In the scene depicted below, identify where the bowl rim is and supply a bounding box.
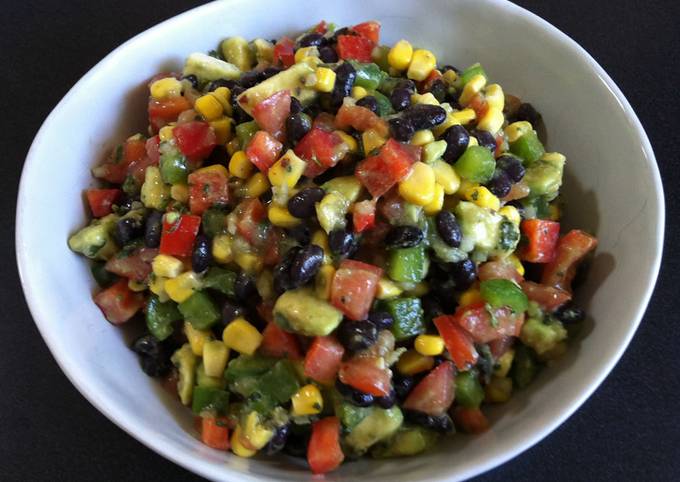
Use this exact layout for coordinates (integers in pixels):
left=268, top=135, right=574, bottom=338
left=15, top=0, right=665, bottom=481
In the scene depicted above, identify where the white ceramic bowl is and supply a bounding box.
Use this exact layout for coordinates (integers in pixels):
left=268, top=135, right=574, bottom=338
left=16, top=0, right=664, bottom=480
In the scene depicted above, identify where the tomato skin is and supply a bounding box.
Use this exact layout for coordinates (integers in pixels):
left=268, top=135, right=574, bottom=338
left=251, top=90, right=291, bottom=142
left=352, top=200, right=376, bottom=233
left=477, top=259, right=524, bottom=284
left=307, top=417, right=344, bottom=474
left=148, top=96, right=191, bottom=131
left=330, top=259, right=382, bottom=321
left=521, top=280, right=571, bottom=311
left=489, top=335, right=514, bottom=359
left=403, top=361, right=455, bottom=416
left=187, top=169, right=230, bottom=215
left=259, top=322, right=302, bottom=360
left=542, top=229, right=598, bottom=292
left=335, top=104, right=389, bottom=137
left=352, top=21, right=381, bottom=43
left=105, top=247, right=158, bottom=282
left=304, top=336, right=345, bottom=384
left=235, top=198, right=267, bottom=245
left=453, top=301, right=524, bottom=343
left=245, top=130, right=283, bottom=173
left=312, top=112, right=336, bottom=132
left=355, top=139, right=420, bottom=198
left=519, top=219, right=561, bottom=263
left=159, top=214, right=201, bottom=257
left=433, top=315, right=479, bottom=371
left=273, top=37, right=295, bottom=68
left=85, top=189, right=121, bottom=217
left=294, top=128, right=347, bottom=178
left=338, top=356, right=392, bottom=396
left=201, top=417, right=230, bottom=451
left=173, top=121, right=217, bottom=160
left=452, top=407, right=490, bottom=434
left=337, top=35, right=375, bottom=62
left=93, top=279, right=144, bottom=325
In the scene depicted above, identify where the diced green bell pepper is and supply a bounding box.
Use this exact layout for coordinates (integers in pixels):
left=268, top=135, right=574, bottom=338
left=202, top=208, right=228, bottom=237
left=459, top=62, right=488, bottom=86
left=387, top=244, right=429, bottom=283
left=178, top=291, right=220, bottom=330
left=368, top=90, right=394, bottom=116
left=380, top=297, right=425, bottom=341
left=510, top=130, right=545, bottom=166
left=377, top=76, right=403, bottom=96
left=335, top=400, right=373, bottom=429
left=349, top=61, right=386, bottom=90
left=511, top=344, right=539, bottom=389
left=225, top=355, right=278, bottom=382
left=91, top=261, right=117, bottom=287
left=454, top=146, right=496, bottom=183
left=146, top=294, right=182, bottom=341
left=480, top=279, right=528, bottom=314
left=236, top=120, right=260, bottom=148
left=258, top=360, right=300, bottom=404
left=191, top=386, right=230, bottom=415
left=372, top=45, right=391, bottom=72
left=159, top=148, right=189, bottom=184
left=202, top=267, right=237, bottom=296
left=455, top=370, right=485, bottom=408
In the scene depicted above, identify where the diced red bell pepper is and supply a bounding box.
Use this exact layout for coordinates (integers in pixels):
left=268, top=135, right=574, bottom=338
left=85, top=189, right=121, bottom=217
left=245, top=130, right=283, bottom=173
left=273, top=37, right=295, bottom=68
left=314, top=20, right=328, bottom=34
left=294, top=128, right=347, bottom=178
left=452, top=301, right=524, bottom=344
left=235, top=198, right=267, bottom=245
left=355, top=139, right=420, bottom=198
left=352, top=200, right=376, bottom=233
left=304, top=336, right=345, bottom=385
left=187, top=168, right=230, bottom=216
left=173, top=121, right=217, bottom=160
left=159, top=214, right=201, bottom=257
left=251, top=90, right=291, bottom=142
left=93, top=279, right=144, bottom=325
left=148, top=96, right=191, bottom=131
left=330, top=259, right=382, bottom=321
left=335, top=104, right=389, bottom=137
left=352, top=21, right=381, bottom=44
left=452, top=407, right=490, bottom=434
left=259, top=322, right=302, bottom=360
left=105, top=247, right=157, bottom=282
left=308, top=417, right=344, bottom=474
left=521, top=280, right=571, bottom=312
left=338, top=356, right=392, bottom=397
left=477, top=259, right=524, bottom=283
left=433, top=315, right=479, bottom=371
left=519, top=219, right=561, bottom=263
left=337, top=35, right=375, bottom=62
left=403, top=361, right=455, bottom=416
left=541, top=229, right=598, bottom=292
left=201, top=417, right=230, bottom=451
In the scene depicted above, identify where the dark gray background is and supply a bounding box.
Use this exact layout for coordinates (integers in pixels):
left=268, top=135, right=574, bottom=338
left=3, top=1, right=679, bottom=480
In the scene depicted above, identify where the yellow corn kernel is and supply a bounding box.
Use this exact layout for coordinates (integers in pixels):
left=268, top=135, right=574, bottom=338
left=477, top=107, right=505, bottom=133
left=314, top=67, right=336, bottom=93
left=165, top=271, right=201, bottom=303
left=397, top=350, right=435, bottom=375
left=459, top=288, right=482, bottom=307
left=231, top=425, right=257, bottom=458
left=415, top=335, right=445, bottom=357
left=268, top=204, right=301, bottom=228
left=256, top=270, right=274, bottom=301
left=210, top=117, right=234, bottom=145
left=411, top=92, right=439, bottom=105
left=194, top=164, right=229, bottom=177
left=149, top=276, right=169, bottom=301
left=468, top=136, right=479, bottom=147
left=229, top=150, right=253, bottom=179
left=212, top=234, right=233, bottom=264
left=127, top=279, right=146, bottom=292
left=376, top=277, right=403, bottom=300
left=150, top=77, right=183, bottom=100
left=158, top=125, right=175, bottom=142
left=507, top=253, right=525, bottom=276
left=485, top=84, right=505, bottom=111
left=311, top=230, right=331, bottom=264
left=235, top=252, right=263, bottom=274
left=494, top=349, right=516, bottom=378
left=431, top=160, right=461, bottom=195
left=459, top=74, right=487, bottom=106
left=362, top=129, right=387, bottom=155
left=433, top=113, right=462, bottom=137
left=292, top=384, right=324, bottom=416
left=499, top=205, right=521, bottom=225
left=244, top=172, right=270, bottom=198
left=549, top=203, right=561, bottom=221
left=152, top=254, right=184, bottom=278
left=351, top=86, right=368, bottom=100
left=268, top=150, right=307, bottom=188
left=335, top=130, right=358, bottom=153
left=451, top=108, right=477, bottom=125
left=184, top=322, right=213, bottom=356
left=226, top=137, right=240, bottom=157
left=504, top=121, right=533, bottom=143
left=295, top=46, right=319, bottom=63
left=411, top=129, right=435, bottom=146
left=202, top=340, right=229, bottom=377
left=442, top=69, right=458, bottom=86
left=212, top=86, right=232, bottom=114
left=462, top=184, right=500, bottom=211
left=170, top=184, right=189, bottom=203
left=315, top=265, right=335, bottom=300
left=222, top=318, right=262, bottom=355
left=407, top=49, right=436, bottom=81
left=241, top=412, right=274, bottom=450
left=399, top=162, right=436, bottom=206
left=388, top=39, right=414, bottom=71
left=485, top=376, right=513, bottom=403
left=423, top=183, right=445, bottom=215
left=194, top=94, right=224, bottom=121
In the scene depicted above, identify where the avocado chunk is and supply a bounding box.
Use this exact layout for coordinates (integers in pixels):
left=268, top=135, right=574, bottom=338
left=273, top=287, right=343, bottom=336
left=335, top=400, right=373, bottom=430
left=372, top=426, right=439, bottom=458
left=524, top=153, right=565, bottom=200
left=520, top=316, right=567, bottom=355
left=220, top=36, right=255, bottom=72
left=68, top=213, right=119, bottom=260
left=171, top=343, right=197, bottom=405
left=182, top=52, right=241, bottom=83
left=455, top=201, right=519, bottom=262
left=345, top=406, right=404, bottom=454
left=322, top=176, right=363, bottom=202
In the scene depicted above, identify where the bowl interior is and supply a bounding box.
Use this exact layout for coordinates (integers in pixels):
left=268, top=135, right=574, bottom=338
left=16, top=0, right=662, bottom=481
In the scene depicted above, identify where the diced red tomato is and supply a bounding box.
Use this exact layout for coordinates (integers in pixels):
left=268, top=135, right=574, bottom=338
left=159, top=214, right=201, bottom=257
left=403, top=361, right=455, bottom=416
left=93, top=279, right=144, bottom=325
left=314, top=20, right=328, bottom=34
left=105, top=248, right=157, bottom=282
left=85, top=189, right=121, bottom=217
left=352, top=200, right=376, bottom=233
left=304, top=336, right=345, bottom=384
left=519, top=219, right=561, bottom=263
left=338, top=356, right=391, bottom=397
left=259, top=322, right=302, bottom=360
left=273, top=37, right=295, bottom=68
left=308, top=417, right=344, bottom=474
left=477, top=259, right=524, bottom=284
left=330, top=259, right=382, bottom=321
left=452, top=407, right=490, bottom=434
left=294, top=128, right=347, bottom=178
left=92, top=137, right=150, bottom=184
left=418, top=69, right=442, bottom=93
left=127, top=155, right=158, bottom=184
left=355, top=139, right=420, bottom=197
left=335, top=104, right=389, bottom=137
left=124, top=137, right=147, bottom=164
left=542, top=229, right=598, bottom=292
left=312, top=112, right=336, bottom=132
left=235, top=198, right=267, bottom=245
left=146, top=135, right=161, bottom=163
left=468, top=94, right=489, bottom=119
left=489, top=335, right=515, bottom=359
left=251, top=90, right=291, bottom=142
left=148, top=96, right=191, bottom=131
left=337, top=35, right=375, bottom=62
left=521, top=280, right=571, bottom=311
left=352, top=21, right=381, bottom=44
left=187, top=168, right=230, bottom=215
left=201, top=417, right=230, bottom=451
left=262, top=228, right=283, bottom=266
left=453, top=301, right=524, bottom=343
left=245, top=130, right=283, bottom=173
left=173, top=121, right=217, bottom=160
left=433, top=315, right=479, bottom=371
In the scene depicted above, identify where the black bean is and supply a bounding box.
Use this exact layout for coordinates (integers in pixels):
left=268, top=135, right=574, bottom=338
left=259, top=66, right=283, bottom=81
left=273, top=247, right=299, bottom=294
left=356, top=95, right=379, bottom=114
left=496, top=154, right=526, bottom=183
left=470, top=129, right=497, bottom=152
left=238, top=70, right=260, bottom=89
left=230, top=86, right=250, bottom=123
left=285, top=112, right=312, bottom=144
left=265, top=425, right=290, bottom=455
left=368, top=311, right=394, bottom=331
left=139, top=356, right=170, bottom=377
left=336, top=380, right=375, bottom=407
left=393, top=374, right=416, bottom=401
left=554, top=303, right=586, bottom=324
left=389, top=117, right=415, bottom=142
left=402, top=104, right=446, bottom=130
left=144, top=210, right=163, bottom=248
left=328, top=228, right=358, bottom=258
left=442, top=125, right=470, bottom=163
left=289, top=96, right=303, bottom=115
left=318, top=45, right=339, bottom=63
left=375, top=389, right=397, bottom=409
left=337, top=320, right=378, bottom=352
left=390, top=87, right=412, bottom=111
left=206, top=78, right=238, bottom=92
left=234, top=272, right=260, bottom=303
left=290, top=245, right=324, bottom=286
left=114, top=216, right=144, bottom=246
left=181, top=74, right=199, bottom=90
left=429, top=79, right=447, bottom=103
left=221, top=300, right=245, bottom=325
left=288, top=187, right=325, bottom=218
left=422, top=295, right=445, bottom=319
left=313, top=159, right=356, bottom=185
left=132, top=335, right=169, bottom=377
left=191, top=235, right=212, bottom=273
left=514, top=102, right=542, bottom=126
left=397, top=79, right=417, bottom=93
left=445, top=88, right=461, bottom=108
left=487, top=170, right=512, bottom=198
left=283, top=426, right=310, bottom=458
left=404, top=410, right=454, bottom=433
left=436, top=211, right=462, bottom=248
left=115, top=195, right=138, bottom=214
left=331, top=62, right=356, bottom=107
left=286, top=224, right=311, bottom=245
left=298, top=32, right=326, bottom=48
left=450, top=258, right=477, bottom=290
left=318, top=92, right=336, bottom=113
left=385, top=225, right=424, bottom=249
